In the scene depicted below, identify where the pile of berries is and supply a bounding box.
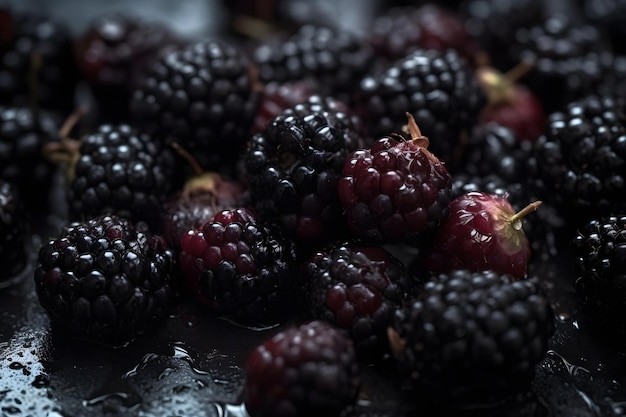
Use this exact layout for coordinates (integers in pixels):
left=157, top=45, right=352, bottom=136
left=4, top=0, right=626, bottom=415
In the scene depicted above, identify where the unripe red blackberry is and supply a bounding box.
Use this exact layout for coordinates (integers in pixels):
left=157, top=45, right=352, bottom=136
left=297, top=242, right=419, bottom=361
left=244, top=320, right=360, bottom=417
left=338, top=114, right=452, bottom=245
left=179, top=208, right=297, bottom=325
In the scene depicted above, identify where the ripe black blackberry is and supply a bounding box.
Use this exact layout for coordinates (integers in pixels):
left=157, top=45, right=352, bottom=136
left=46, top=123, right=179, bottom=231
left=0, top=107, right=61, bottom=212
left=244, top=95, right=364, bottom=246
left=459, top=0, right=543, bottom=69
left=75, top=12, right=179, bottom=124
left=253, top=24, right=374, bottom=104
left=388, top=269, right=554, bottom=406
left=130, top=40, right=259, bottom=173
left=508, top=13, right=612, bottom=113
left=297, top=242, right=418, bottom=361
left=244, top=320, right=360, bottom=417
left=0, top=180, right=28, bottom=287
left=582, top=0, right=626, bottom=54
left=33, top=214, right=176, bottom=345
left=354, top=48, right=486, bottom=165
left=0, top=9, right=77, bottom=113
left=572, top=215, right=626, bottom=344
left=178, top=208, right=298, bottom=325
left=531, top=95, right=626, bottom=228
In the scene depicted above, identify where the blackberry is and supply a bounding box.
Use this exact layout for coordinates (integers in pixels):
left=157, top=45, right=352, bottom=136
left=596, top=53, right=626, bottom=102
left=450, top=173, right=562, bottom=262
left=46, top=123, right=179, bottom=231
left=582, top=0, right=626, bottom=54
left=338, top=115, right=452, bottom=245
left=368, top=4, right=479, bottom=64
left=0, top=180, right=28, bottom=288
left=253, top=24, right=374, bottom=104
left=244, top=320, right=360, bottom=417
left=509, top=13, right=612, bottom=113
left=130, top=40, right=259, bottom=172
left=178, top=208, right=297, bottom=325
left=354, top=48, right=486, bottom=165
left=389, top=269, right=554, bottom=406
left=159, top=172, right=247, bottom=254
left=454, top=122, right=533, bottom=181
left=297, top=242, right=418, bottom=361
left=33, top=214, right=176, bottom=345
left=459, top=0, right=543, bottom=69
left=0, top=106, right=61, bottom=212
left=252, top=80, right=316, bottom=134
left=75, top=12, right=178, bottom=124
left=531, top=95, right=626, bottom=227
left=0, top=9, right=77, bottom=113
left=454, top=123, right=564, bottom=257
left=572, top=215, right=626, bottom=344
left=244, top=95, right=364, bottom=245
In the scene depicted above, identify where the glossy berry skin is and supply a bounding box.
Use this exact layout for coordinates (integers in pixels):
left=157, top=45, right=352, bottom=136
left=355, top=48, right=486, bottom=164
left=298, top=243, right=417, bottom=360
left=572, top=215, right=626, bottom=344
left=532, top=95, right=626, bottom=226
left=338, top=135, right=452, bottom=245
left=389, top=270, right=553, bottom=405
left=244, top=320, right=360, bottom=417
left=244, top=96, right=364, bottom=245
left=33, top=215, right=176, bottom=345
left=422, top=192, right=533, bottom=280
left=0, top=107, right=61, bottom=212
left=68, top=124, right=178, bottom=231
left=130, top=40, right=259, bottom=172
left=159, top=174, right=247, bottom=253
left=178, top=208, right=297, bottom=325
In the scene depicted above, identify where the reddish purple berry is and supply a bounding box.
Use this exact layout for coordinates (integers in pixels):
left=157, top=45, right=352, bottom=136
left=338, top=114, right=452, bottom=245
left=244, top=320, right=360, bottom=417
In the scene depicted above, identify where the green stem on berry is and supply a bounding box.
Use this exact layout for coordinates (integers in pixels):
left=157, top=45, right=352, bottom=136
left=504, top=60, right=534, bottom=84
left=170, top=141, right=221, bottom=204
left=508, top=200, right=542, bottom=229
left=478, top=60, right=535, bottom=107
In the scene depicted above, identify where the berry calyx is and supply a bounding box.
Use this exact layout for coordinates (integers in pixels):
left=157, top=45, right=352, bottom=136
left=476, top=61, right=545, bottom=142
left=422, top=192, right=541, bottom=279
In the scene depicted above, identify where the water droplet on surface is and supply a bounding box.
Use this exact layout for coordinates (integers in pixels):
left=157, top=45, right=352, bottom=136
left=8, top=362, right=23, bottom=370
left=31, top=373, right=50, bottom=388
left=1, top=405, right=21, bottom=414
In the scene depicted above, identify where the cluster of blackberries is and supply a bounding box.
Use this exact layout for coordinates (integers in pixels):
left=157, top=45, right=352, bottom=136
left=4, top=0, right=626, bottom=415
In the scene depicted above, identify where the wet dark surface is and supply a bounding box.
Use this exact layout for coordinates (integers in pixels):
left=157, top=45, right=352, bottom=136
left=1, top=1, right=626, bottom=416
left=2, top=225, right=626, bottom=417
